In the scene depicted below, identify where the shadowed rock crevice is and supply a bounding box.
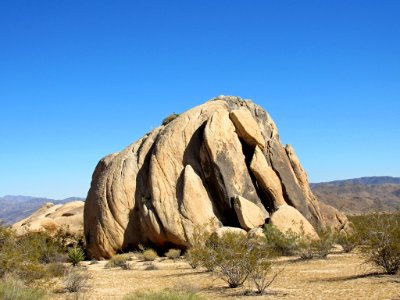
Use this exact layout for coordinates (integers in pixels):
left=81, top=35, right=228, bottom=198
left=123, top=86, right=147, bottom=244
left=84, top=96, right=349, bottom=259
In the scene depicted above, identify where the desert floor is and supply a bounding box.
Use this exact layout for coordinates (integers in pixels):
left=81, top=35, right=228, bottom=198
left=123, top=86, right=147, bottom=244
left=51, top=251, right=400, bottom=300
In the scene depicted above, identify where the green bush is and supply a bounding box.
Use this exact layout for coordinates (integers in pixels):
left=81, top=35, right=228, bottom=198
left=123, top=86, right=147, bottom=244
left=67, top=247, right=85, bottom=266
left=263, top=224, right=299, bottom=256
left=336, top=229, right=359, bottom=253
left=143, top=249, right=158, bottom=261
left=189, top=230, right=278, bottom=289
left=0, top=226, right=71, bottom=283
left=353, top=212, right=400, bottom=274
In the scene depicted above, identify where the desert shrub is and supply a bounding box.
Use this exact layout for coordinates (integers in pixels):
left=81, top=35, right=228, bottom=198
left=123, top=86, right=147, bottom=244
left=0, top=275, right=45, bottom=300
left=67, top=247, right=85, bottom=266
left=165, top=249, right=181, bottom=259
left=64, top=267, right=89, bottom=293
left=143, top=249, right=158, bottom=261
left=263, top=224, right=299, bottom=256
left=296, top=228, right=335, bottom=259
left=46, top=262, right=67, bottom=277
left=53, top=228, right=85, bottom=250
left=312, top=228, right=335, bottom=258
left=124, top=288, right=201, bottom=300
left=336, top=229, right=359, bottom=253
left=0, top=230, right=69, bottom=283
left=248, top=259, right=283, bottom=295
left=105, top=253, right=135, bottom=269
left=354, top=212, right=400, bottom=274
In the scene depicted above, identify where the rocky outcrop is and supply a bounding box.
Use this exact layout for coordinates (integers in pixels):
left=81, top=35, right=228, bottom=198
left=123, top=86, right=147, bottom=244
left=12, top=201, right=84, bottom=236
left=84, top=96, right=349, bottom=259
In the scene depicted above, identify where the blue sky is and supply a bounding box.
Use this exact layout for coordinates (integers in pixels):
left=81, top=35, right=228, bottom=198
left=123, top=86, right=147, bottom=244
left=0, top=1, right=399, bottom=199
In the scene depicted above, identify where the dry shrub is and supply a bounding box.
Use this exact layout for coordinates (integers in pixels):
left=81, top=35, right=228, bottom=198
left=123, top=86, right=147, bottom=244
left=64, top=267, right=89, bottom=293
left=165, top=249, right=181, bottom=259
left=143, top=249, right=158, bottom=261
left=46, top=262, right=67, bottom=277
left=105, top=253, right=133, bottom=269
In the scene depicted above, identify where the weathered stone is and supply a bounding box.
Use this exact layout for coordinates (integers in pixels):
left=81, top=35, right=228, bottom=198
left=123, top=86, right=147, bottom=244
left=229, top=109, right=265, bottom=148
left=270, top=204, right=318, bottom=239
left=250, top=146, right=286, bottom=208
left=214, top=226, right=247, bottom=238
left=203, top=110, right=268, bottom=222
left=233, top=195, right=266, bottom=230
left=285, top=144, right=325, bottom=228
left=180, top=165, right=220, bottom=242
left=83, top=96, right=349, bottom=259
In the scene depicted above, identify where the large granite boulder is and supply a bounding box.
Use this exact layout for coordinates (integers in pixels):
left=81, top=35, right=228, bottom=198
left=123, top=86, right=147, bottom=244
left=84, top=96, right=349, bottom=259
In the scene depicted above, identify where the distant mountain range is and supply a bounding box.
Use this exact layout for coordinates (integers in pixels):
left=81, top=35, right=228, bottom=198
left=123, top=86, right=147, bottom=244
left=0, top=195, right=85, bottom=225
left=311, top=176, right=400, bottom=215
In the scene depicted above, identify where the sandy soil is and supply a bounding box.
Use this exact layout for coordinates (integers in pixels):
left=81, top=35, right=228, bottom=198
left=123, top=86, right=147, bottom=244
left=51, top=251, right=400, bottom=300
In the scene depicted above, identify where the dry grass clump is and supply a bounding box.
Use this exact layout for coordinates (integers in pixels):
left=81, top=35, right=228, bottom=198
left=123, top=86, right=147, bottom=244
left=63, top=267, right=90, bottom=293
left=143, top=249, right=158, bottom=261
left=0, top=274, right=45, bottom=300
left=165, top=249, right=181, bottom=260
left=105, top=253, right=134, bottom=269
left=123, top=288, right=202, bottom=300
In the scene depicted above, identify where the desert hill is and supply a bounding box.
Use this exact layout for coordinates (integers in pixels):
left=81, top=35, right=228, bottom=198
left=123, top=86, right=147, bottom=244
left=311, top=177, right=400, bottom=215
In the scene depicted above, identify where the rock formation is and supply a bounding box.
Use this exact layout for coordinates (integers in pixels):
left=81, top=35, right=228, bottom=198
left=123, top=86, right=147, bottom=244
left=12, top=201, right=84, bottom=236
left=84, top=96, right=349, bottom=259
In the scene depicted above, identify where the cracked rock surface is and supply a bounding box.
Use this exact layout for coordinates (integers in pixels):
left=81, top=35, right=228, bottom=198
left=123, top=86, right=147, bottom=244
left=84, top=96, right=349, bottom=259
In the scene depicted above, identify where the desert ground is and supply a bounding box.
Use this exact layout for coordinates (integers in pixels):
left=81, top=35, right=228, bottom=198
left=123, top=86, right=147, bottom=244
left=51, top=250, right=400, bottom=300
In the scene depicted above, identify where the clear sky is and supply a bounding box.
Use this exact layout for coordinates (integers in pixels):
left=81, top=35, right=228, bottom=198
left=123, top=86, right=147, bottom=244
left=0, top=1, right=399, bottom=199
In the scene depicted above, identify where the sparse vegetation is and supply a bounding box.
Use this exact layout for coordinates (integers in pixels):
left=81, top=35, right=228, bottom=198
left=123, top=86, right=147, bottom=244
left=124, top=288, right=202, bottom=300
left=187, top=227, right=279, bottom=289
left=0, top=275, right=45, bottom=300
left=105, top=253, right=133, bottom=269
left=350, top=212, right=400, bottom=274
left=64, top=267, right=90, bottom=293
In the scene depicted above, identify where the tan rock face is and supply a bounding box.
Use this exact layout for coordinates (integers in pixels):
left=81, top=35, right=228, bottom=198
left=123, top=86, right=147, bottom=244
left=250, top=146, right=286, bottom=208
left=12, top=201, right=84, bottom=236
left=270, top=204, right=318, bottom=239
left=84, top=96, right=349, bottom=259
left=233, top=195, right=266, bottom=230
